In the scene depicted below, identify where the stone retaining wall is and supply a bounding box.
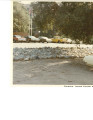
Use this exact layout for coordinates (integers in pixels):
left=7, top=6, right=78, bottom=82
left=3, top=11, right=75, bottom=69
left=13, top=47, right=93, bottom=60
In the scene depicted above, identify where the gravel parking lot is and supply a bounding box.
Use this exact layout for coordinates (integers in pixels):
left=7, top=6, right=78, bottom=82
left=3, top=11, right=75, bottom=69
left=13, top=58, right=93, bottom=85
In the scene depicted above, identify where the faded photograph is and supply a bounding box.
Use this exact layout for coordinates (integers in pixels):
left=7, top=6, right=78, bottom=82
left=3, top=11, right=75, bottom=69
left=13, top=1, right=93, bottom=85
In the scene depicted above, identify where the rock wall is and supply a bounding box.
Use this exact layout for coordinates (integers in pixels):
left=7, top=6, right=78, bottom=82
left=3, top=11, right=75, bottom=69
left=13, top=47, right=93, bottom=60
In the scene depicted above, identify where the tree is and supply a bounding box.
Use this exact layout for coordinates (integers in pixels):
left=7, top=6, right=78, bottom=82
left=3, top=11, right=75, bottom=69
left=13, top=2, right=29, bottom=33
left=31, top=2, right=59, bottom=36
left=31, top=2, right=93, bottom=43
left=55, top=2, right=93, bottom=43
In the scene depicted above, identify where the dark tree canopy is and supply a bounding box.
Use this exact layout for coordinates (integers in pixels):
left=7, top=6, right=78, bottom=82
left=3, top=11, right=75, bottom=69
left=32, top=2, right=93, bottom=43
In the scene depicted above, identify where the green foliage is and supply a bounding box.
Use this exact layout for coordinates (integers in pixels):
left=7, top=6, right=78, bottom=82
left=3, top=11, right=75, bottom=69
left=32, top=2, right=59, bottom=32
left=55, top=2, right=93, bottom=43
left=32, top=2, right=93, bottom=43
left=13, top=2, right=93, bottom=43
left=13, top=2, right=29, bottom=32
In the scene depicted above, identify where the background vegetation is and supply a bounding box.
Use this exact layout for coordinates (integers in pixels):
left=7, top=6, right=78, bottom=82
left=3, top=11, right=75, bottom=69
left=13, top=2, right=29, bottom=33
left=13, top=2, right=93, bottom=43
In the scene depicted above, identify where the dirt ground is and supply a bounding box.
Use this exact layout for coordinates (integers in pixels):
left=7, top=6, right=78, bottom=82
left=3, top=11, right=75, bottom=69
left=13, top=58, right=93, bottom=85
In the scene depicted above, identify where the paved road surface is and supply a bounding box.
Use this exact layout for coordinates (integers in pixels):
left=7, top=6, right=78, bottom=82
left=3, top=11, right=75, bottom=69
left=13, top=58, right=93, bottom=85
left=13, top=43, right=93, bottom=48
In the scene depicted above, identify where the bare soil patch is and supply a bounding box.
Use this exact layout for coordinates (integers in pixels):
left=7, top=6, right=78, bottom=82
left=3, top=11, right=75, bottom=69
left=13, top=58, right=93, bottom=85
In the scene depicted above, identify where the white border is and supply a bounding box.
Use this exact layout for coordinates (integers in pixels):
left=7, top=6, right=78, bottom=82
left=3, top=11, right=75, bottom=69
left=0, top=1, right=93, bottom=120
